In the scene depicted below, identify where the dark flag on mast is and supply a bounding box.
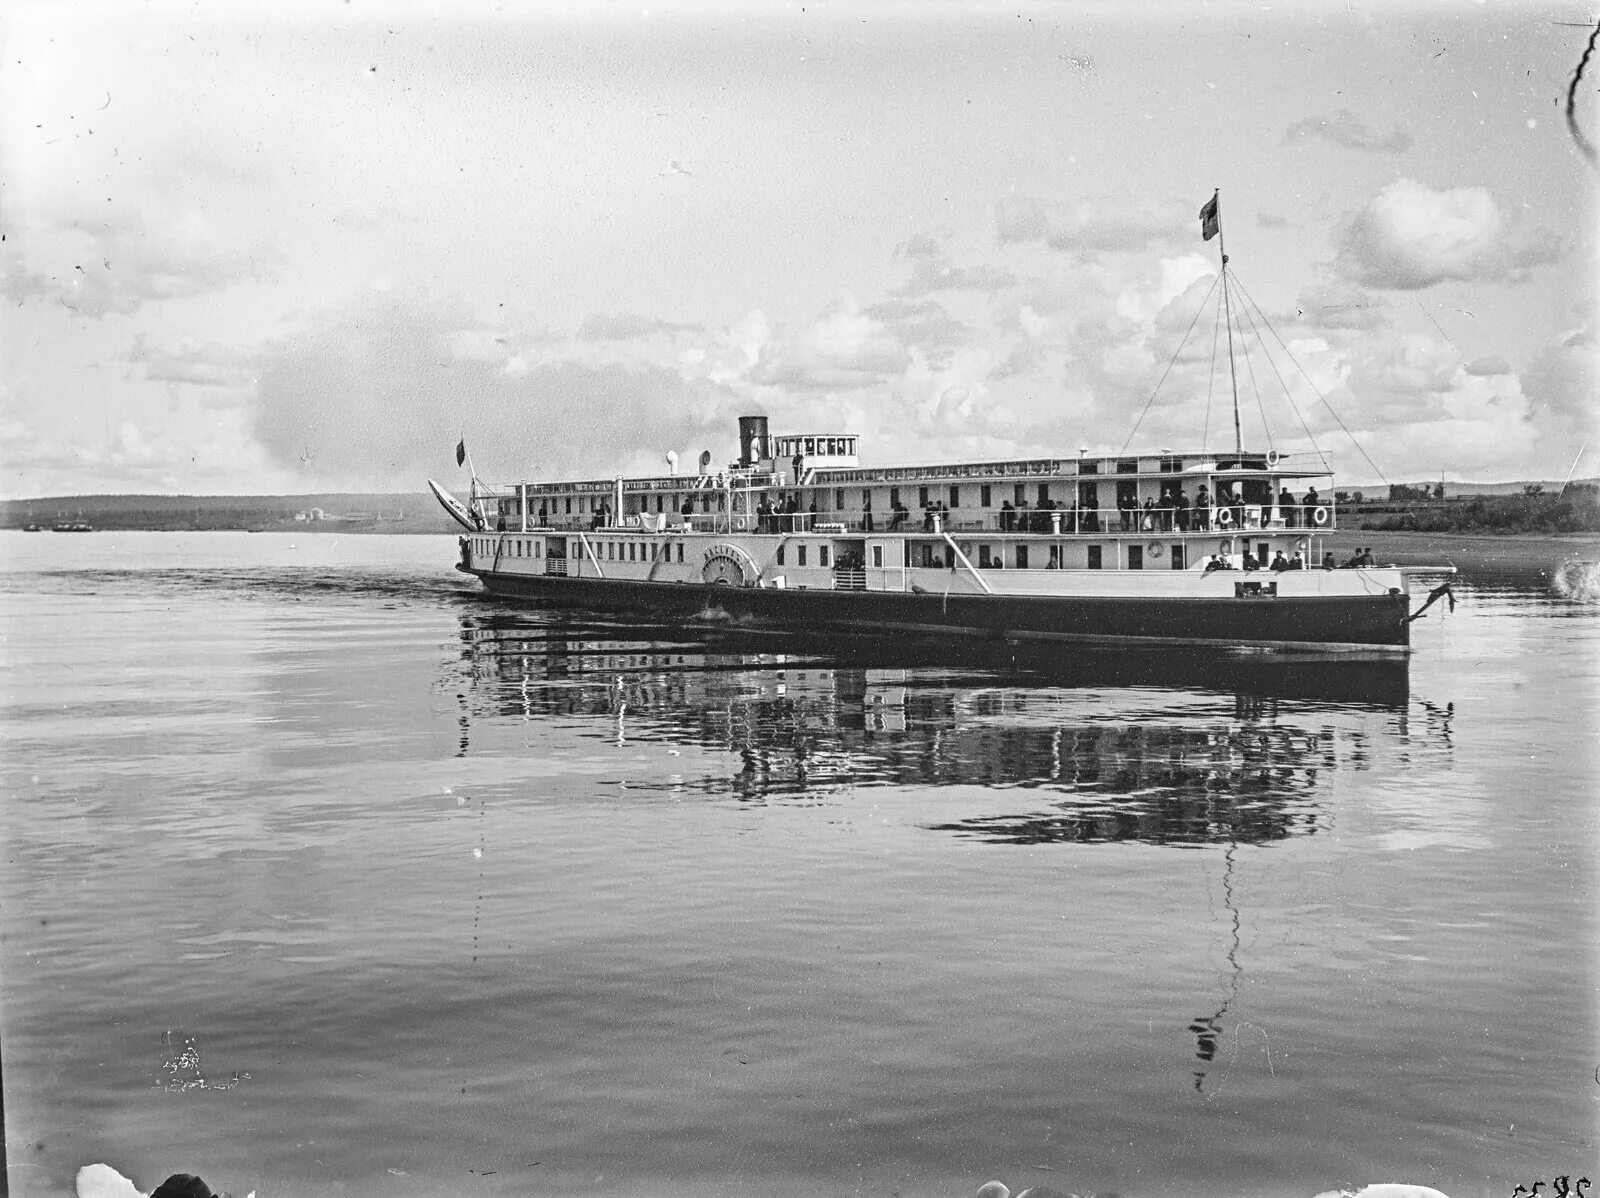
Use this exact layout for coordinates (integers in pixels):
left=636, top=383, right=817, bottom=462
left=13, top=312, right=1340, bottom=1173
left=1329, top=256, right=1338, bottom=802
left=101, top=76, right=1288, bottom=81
left=1199, top=192, right=1220, bottom=241
left=455, top=439, right=467, bottom=467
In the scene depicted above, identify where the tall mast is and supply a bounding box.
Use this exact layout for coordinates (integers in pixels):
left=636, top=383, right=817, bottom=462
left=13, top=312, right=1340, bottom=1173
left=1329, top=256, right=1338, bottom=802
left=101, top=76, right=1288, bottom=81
left=1213, top=191, right=1243, bottom=455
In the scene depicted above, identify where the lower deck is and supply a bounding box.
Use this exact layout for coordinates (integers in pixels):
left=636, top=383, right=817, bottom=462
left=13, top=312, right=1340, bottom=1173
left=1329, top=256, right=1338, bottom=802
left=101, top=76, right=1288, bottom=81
left=456, top=528, right=1421, bottom=652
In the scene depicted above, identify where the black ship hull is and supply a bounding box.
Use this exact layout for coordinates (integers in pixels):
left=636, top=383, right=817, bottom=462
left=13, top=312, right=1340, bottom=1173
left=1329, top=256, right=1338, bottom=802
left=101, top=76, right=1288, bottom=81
left=463, top=567, right=1411, bottom=653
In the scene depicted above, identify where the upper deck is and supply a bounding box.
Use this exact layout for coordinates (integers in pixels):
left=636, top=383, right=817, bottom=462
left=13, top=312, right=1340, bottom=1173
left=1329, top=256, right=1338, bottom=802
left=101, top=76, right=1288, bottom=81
left=475, top=419, right=1339, bottom=541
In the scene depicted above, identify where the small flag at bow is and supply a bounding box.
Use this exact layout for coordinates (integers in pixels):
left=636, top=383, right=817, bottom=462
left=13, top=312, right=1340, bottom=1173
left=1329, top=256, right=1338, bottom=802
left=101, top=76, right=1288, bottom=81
left=455, top=439, right=467, bottom=467
left=1199, top=192, right=1220, bottom=241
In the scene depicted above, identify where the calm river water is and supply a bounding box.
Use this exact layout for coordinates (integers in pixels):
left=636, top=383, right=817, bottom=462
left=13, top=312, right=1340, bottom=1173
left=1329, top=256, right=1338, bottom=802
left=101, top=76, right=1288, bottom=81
left=1, top=532, right=1595, bottom=1198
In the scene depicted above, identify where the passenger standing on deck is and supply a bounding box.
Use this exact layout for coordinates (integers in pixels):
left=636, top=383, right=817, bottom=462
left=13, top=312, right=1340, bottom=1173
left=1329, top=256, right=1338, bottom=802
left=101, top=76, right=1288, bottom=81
left=1279, top=486, right=1298, bottom=528
left=1195, top=485, right=1212, bottom=531
left=1227, top=485, right=1245, bottom=529
left=1173, top=486, right=1189, bottom=532
left=1304, top=486, right=1320, bottom=526
left=863, top=491, right=874, bottom=532
left=1000, top=500, right=1014, bottom=531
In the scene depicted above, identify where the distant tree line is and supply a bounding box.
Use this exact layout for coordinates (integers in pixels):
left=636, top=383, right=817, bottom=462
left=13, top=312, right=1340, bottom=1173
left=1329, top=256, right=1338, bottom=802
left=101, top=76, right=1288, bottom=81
left=1364, top=483, right=1600, bottom=534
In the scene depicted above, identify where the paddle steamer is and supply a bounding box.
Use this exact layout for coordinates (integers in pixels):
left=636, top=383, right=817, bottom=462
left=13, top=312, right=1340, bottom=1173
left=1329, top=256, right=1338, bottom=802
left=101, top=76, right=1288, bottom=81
left=435, top=415, right=1449, bottom=652
left=433, top=194, right=1452, bottom=652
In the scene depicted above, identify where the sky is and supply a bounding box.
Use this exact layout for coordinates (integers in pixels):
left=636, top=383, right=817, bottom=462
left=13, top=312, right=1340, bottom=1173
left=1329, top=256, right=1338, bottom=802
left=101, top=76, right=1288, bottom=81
left=1, top=0, right=1596, bottom=498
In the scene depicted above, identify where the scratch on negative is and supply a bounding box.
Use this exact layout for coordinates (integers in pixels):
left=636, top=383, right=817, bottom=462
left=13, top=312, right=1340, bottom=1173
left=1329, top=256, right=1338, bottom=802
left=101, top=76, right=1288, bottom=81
left=1567, top=18, right=1600, bottom=169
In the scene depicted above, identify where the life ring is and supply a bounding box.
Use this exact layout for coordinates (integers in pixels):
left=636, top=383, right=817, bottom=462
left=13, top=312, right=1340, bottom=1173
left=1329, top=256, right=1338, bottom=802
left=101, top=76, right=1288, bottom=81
left=1267, top=449, right=1282, bottom=468
left=1217, top=507, right=1233, bottom=527
left=1147, top=541, right=1164, bottom=559
left=1312, top=505, right=1329, bottom=526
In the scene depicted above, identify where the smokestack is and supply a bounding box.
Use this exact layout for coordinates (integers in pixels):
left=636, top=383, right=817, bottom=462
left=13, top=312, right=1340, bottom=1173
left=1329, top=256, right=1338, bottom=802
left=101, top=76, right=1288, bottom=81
left=738, top=415, right=770, bottom=468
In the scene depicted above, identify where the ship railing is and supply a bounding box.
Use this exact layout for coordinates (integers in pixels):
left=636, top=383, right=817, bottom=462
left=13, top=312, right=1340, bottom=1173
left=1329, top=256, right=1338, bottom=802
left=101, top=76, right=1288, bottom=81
left=544, top=556, right=567, bottom=577
left=752, top=512, right=819, bottom=534
left=832, top=568, right=867, bottom=591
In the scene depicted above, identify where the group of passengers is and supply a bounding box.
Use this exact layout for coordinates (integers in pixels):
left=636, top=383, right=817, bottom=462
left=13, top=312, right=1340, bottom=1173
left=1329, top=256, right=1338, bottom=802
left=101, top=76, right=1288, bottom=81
left=1204, top=544, right=1379, bottom=573
left=1206, top=549, right=1311, bottom=573
left=1145, top=484, right=1324, bottom=533
left=997, top=497, right=1079, bottom=533
left=757, top=494, right=814, bottom=532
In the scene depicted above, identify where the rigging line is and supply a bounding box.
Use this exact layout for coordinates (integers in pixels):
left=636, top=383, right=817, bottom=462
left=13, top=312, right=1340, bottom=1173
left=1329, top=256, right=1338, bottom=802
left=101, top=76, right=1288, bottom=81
left=1229, top=272, right=1387, bottom=484
left=1120, top=271, right=1222, bottom=454
left=1226, top=273, right=1276, bottom=455
left=1233, top=284, right=1325, bottom=460
left=1232, top=279, right=1321, bottom=458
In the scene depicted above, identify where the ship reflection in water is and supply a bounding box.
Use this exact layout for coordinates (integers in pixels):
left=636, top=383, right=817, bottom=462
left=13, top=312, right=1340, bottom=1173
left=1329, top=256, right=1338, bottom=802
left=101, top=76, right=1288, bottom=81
left=452, top=609, right=1447, bottom=840
left=452, top=608, right=1453, bottom=1090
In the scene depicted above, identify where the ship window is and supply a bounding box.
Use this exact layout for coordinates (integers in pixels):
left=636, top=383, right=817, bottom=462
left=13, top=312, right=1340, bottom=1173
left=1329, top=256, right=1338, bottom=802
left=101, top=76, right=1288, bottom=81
left=835, top=488, right=845, bottom=509
left=656, top=495, right=664, bottom=513
left=890, top=487, right=901, bottom=507
left=536, top=542, right=542, bottom=557
left=798, top=545, right=808, bottom=566
left=826, top=438, right=836, bottom=455
left=977, top=545, right=992, bottom=567
left=1088, top=545, right=1103, bottom=569
left=1080, top=461, right=1099, bottom=475
left=805, top=437, right=816, bottom=454
left=1117, top=459, right=1138, bottom=474
left=1016, top=544, right=1030, bottom=569
left=1038, top=484, right=1050, bottom=505
left=1161, top=456, right=1183, bottom=473
left=872, top=545, right=884, bottom=568
left=1170, top=544, right=1185, bottom=569
left=1014, top=483, right=1026, bottom=505
left=981, top=484, right=992, bottom=507
left=565, top=497, right=572, bottom=514
left=1128, top=545, right=1144, bottom=570
left=919, top=486, right=929, bottom=507
left=920, top=543, right=933, bottom=567
left=608, top=542, right=614, bottom=559
left=777, top=546, right=785, bottom=566
left=819, top=546, right=830, bottom=567
left=949, top=485, right=960, bottom=508
left=677, top=543, right=684, bottom=563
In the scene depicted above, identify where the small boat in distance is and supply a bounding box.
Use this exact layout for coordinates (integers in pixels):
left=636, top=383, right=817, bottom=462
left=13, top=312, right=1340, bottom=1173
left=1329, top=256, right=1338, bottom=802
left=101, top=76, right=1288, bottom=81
left=52, top=520, right=93, bottom=532
left=432, top=193, right=1454, bottom=653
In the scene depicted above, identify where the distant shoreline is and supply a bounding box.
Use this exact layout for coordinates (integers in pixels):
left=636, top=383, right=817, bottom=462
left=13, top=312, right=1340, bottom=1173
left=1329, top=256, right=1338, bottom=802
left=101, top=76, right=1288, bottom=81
left=1318, top=529, right=1600, bottom=570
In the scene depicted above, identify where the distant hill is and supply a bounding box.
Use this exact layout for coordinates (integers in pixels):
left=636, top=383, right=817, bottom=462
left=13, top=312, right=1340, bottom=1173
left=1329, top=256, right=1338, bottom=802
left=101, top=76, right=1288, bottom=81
left=1408, top=478, right=1600, bottom=498
left=1, top=492, right=460, bottom=534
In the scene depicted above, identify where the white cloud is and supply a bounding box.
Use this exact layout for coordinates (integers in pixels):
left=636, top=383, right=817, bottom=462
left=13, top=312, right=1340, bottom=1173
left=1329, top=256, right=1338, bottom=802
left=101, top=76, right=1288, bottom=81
left=1335, top=179, right=1562, bottom=291
left=995, top=196, right=1192, bottom=255
left=1284, top=109, right=1411, bottom=153
left=577, top=312, right=701, bottom=342
left=249, top=293, right=746, bottom=489
left=1521, top=317, right=1600, bottom=449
